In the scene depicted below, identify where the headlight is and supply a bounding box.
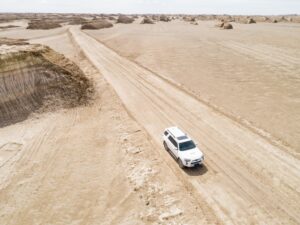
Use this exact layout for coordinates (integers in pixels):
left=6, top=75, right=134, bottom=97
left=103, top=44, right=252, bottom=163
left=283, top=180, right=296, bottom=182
left=184, top=159, right=191, bottom=163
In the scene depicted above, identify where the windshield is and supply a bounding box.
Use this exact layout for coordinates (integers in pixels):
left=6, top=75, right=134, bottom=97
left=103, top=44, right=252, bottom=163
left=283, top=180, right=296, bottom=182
left=179, top=141, right=196, bottom=151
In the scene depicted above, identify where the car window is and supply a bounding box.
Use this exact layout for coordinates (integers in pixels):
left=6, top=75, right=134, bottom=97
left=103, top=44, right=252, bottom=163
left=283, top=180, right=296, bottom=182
left=179, top=141, right=196, bottom=151
left=168, top=136, right=178, bottom=148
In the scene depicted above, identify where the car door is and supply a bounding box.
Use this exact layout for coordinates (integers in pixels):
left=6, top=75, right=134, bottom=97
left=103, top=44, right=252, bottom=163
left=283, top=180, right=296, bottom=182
left=168, top=136, right=178, bottom=157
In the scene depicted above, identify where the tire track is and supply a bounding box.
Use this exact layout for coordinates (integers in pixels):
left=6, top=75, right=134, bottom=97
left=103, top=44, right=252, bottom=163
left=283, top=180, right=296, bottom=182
left=70, top=27, right=300, bottom=225
left=221, top=41, right=300, bottom=75
left=96, top=44, right=300, bottom=223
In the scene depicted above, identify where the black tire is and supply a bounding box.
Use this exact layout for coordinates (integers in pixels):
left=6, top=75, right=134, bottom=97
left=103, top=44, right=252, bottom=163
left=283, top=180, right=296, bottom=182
left=163, top=141, right=168, bottom=151
left=178, top=158, right=185, bottom=169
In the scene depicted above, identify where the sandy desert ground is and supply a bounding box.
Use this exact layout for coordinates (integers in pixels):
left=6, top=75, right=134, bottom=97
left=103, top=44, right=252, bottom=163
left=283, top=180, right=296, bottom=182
left=0, top=25, right=216, bottom=225
left=0, top=15, right=300, bottom=225
left=85, top=19, right=300, bottom=153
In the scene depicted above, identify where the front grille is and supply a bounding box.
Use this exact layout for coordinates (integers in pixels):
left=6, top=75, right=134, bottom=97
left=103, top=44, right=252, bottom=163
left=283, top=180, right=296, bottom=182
left=192, top=159, right=201, bottom=164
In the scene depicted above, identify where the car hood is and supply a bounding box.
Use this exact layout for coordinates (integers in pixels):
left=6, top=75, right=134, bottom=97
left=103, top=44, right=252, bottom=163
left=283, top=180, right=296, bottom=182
left=179, top=147, right=203, bottom=160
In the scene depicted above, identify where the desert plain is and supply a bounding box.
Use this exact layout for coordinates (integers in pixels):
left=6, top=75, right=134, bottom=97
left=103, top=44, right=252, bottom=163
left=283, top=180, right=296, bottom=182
left=0, top=14, right=300, bottom=225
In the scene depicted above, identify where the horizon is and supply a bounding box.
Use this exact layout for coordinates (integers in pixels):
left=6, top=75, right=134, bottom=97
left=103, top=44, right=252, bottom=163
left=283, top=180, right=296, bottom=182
left=0, top=12, right=299, bottom=16
left=0, top=0, right=300, bottom=15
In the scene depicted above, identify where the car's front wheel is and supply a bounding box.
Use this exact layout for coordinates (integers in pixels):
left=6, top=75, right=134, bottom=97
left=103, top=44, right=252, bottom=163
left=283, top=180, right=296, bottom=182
left=178, top=158, right=185, bottom=168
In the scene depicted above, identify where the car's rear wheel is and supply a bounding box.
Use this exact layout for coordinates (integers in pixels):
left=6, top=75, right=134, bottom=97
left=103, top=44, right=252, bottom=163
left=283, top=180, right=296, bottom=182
left=178, top=158, right=185, bottom=168
left=163, top=141, right=168, bottom=151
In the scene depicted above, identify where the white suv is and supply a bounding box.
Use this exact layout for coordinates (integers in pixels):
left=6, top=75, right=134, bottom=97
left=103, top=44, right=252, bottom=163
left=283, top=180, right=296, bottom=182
left=163, top=127, right=204, bottom=168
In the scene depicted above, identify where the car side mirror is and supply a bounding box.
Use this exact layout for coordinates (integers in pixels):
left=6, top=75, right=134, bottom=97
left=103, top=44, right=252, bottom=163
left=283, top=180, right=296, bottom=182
left=175, top=147, right=178, bottom=150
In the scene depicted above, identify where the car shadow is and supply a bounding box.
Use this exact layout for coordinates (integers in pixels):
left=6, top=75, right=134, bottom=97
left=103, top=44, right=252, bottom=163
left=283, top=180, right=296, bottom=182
left=166, top=149, right=208, bottom=176
left=183, top=164, right=208, bottom=176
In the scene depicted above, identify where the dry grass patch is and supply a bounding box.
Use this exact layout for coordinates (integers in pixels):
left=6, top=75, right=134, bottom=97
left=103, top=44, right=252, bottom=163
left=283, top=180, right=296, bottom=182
left=0, top=37, right=28, bottom=46
left=247, top=18, right=256, bottom=24
left=27, top=20, right=62, bottom=30
left=160, top=15, right=170, bottom=22
left=0, top=25, right=20, bottom=29
left=223, top=23, right=233, bottom=29
left=117, top=15, right=134, bottom=24
left=108, top=16, right=116, bottom=21
left=81, top=20, right=113, bottom=30
left=68, top=17, right=88, bottom=25
left=216, top=21, right=233, bottom=29
left=141, top=17, right=154, bottom=24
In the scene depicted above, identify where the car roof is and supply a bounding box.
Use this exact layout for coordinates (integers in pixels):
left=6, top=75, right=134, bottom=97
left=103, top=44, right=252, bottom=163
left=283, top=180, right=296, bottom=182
left=166, top=127, right=191, bottom=142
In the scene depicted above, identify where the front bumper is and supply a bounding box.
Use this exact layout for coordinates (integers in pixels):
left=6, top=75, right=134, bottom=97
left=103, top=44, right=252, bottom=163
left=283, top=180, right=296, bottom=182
left=184, top=159, right=204, bottom=167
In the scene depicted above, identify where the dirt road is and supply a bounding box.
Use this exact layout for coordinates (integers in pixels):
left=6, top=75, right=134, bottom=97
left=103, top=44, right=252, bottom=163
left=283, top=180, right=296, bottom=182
left=1, top=34, right=217, bottom=224
left=70, top=27, right=300, bottom=225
